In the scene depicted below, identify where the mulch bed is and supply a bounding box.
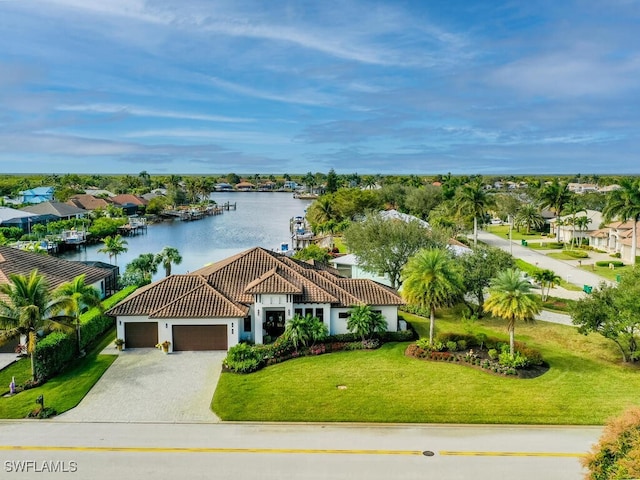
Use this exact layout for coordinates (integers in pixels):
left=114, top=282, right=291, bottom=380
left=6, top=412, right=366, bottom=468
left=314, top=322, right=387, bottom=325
left=405, top=344, right=550, bottom=379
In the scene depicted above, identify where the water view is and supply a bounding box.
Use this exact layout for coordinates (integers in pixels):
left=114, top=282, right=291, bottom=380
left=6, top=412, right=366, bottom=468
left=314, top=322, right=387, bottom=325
left=60, top=192, right=313, bottom=280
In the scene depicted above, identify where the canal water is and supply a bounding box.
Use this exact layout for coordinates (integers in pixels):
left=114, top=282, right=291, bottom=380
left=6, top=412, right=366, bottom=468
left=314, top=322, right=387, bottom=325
left=60, top=192, right=313, bottom=281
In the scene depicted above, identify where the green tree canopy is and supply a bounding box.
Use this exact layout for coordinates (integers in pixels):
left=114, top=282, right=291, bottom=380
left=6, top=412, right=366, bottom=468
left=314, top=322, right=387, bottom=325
left=155, top=246, right=183, bottom=277
left=346, top=305, right=387, bottom=341
left=343, top=213, right=439, bottom=289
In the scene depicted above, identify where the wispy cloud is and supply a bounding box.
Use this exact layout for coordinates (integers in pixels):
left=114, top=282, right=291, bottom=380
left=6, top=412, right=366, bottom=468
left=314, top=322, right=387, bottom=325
left=57, top=104, right=252, bottom=123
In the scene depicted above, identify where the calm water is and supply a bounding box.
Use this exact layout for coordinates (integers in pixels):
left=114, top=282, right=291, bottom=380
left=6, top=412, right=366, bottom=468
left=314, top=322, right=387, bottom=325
left=60, top=193, right=313, bottom=280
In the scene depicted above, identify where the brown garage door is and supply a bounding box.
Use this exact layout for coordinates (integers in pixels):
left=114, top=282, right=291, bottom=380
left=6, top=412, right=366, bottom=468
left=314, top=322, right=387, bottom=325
left=172, top=325, right=228, bottom=351
left=125, top=322, right=158, bottom=348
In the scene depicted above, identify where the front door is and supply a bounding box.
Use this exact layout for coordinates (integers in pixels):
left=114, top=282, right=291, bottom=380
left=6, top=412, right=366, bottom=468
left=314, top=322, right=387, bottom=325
left=265, top=310, right=286, bottom=338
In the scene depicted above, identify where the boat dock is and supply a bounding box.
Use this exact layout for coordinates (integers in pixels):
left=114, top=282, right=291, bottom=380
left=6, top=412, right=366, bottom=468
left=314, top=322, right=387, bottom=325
left=162, top=202, right=235, bottom=221
left=117, top=217, right=148, bottom=236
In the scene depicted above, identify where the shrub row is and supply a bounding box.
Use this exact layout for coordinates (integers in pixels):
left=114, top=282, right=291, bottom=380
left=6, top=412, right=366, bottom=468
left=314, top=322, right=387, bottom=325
left=405, top=344, right=519, bottom=376
left=564, top=249, right=589, bottom=259
left=33, top=286, right=137, bottom=381
left=596, top=260, right=624, bottom=267
left=34, top=332, right=76, bottom=381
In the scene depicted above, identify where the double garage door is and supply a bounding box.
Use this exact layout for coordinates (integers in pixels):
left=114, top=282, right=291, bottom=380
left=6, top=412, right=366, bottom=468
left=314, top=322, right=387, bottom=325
left=123, top=323, right=227, bottom=351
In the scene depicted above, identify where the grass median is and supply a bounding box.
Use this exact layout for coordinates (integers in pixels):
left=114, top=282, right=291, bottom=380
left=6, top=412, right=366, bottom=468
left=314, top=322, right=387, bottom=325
left=212, top=310, right=640, bottom=425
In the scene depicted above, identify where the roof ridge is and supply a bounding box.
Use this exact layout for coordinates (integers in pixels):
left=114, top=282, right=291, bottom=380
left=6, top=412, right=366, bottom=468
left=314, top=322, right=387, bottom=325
left=147, top=275, right=209, bottom=316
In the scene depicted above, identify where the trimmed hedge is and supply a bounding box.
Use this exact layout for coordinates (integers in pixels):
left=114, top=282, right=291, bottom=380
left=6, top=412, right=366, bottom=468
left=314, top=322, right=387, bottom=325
left=34, top=332, right=76, bottom=381
left=595, top=260, right=624, bottom=267
left=564, top=249, right=589, bottom=259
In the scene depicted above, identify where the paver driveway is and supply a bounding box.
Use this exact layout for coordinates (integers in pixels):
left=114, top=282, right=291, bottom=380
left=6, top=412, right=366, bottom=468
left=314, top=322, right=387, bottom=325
left=56, top=348, right=224, bottom=423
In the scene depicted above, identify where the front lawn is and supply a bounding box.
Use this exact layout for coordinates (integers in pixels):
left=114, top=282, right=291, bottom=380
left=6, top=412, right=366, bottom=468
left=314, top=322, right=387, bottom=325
left=0, top=331, right=117, bottom=418
left=212, top=311, right=640, bottom=425
left=580, top=263, right=631, bottom=282
left=485, top=225, right=546, bottom=241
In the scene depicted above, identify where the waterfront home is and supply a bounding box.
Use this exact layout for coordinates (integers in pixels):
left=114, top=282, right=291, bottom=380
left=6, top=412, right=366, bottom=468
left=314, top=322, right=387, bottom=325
left=0, top=206, right=41, bottom=231
left=235, top=181, right=256, bottom=191
left=111, top=194, right=148, bottom=215
left=21, top=201, right=87, bottom=221
left=107, top=247, right=405, bottom=352
left=66, top=194, right=112, bottom=211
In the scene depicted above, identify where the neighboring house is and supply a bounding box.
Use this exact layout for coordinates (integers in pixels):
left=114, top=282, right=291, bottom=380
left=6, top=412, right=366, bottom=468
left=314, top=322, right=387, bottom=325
left=214, top=183, right=234, bottom=192
left=283, top=181, right=298, bottom=190
left=0, top=245, right=117, bottom=300
left=549, top=209, right=603, bottom=244
left=84, top=189, right=116, bottom=197
left=21, top=201, right=87, bottom=221
left=589, top=220, right=640, bottom=263
left=66, top=194, right=112, bottom=211
left=379, top=209, right=430, bottom=229
left=108, top=247, right=405, bottom=352
left=568, top=183, right=599, bottom=194
left=235, top=181, right=256, bottom=191
left=111, top=194, right=148, bottom=215
left=19, top=187, right=54, bottom=205
left=0, top=206, right=41, bottom=232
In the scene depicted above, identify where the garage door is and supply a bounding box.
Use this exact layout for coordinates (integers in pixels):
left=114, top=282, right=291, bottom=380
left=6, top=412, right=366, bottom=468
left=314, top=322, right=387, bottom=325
left=125, top=322, right=158, bottom=348
left=172, top=325, right=228, bottom=351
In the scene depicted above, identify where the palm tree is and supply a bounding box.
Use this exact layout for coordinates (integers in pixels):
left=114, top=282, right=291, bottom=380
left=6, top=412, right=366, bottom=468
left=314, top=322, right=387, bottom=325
left=538, top=179, right=573, bottom=242
left=401, top=248, right=464, bottom=344
left=346, top=305, right=387, bottom=341
left=155, top=247, right=183, bottom=277
left=282, top=314, right=328, bottom=350
left=97, top=234, right=128, bottom=265
left=514, top=204, right=545, bottom=234
left=456, top=180, right=494, bottom=248
left=532, top=268, right=561, bottom=301
left=602, top=178, right=640, bottom=266
left=0, top=271, right=73, bottom=380
left=126, top=253, right=159, bottom=285
left=574, top=215, right=592, bottom=247
left=55, top=274, right=102, bottom=354
left=484, top=269, right=541, bottom=357
left=562, top=196, right=586, bottom=249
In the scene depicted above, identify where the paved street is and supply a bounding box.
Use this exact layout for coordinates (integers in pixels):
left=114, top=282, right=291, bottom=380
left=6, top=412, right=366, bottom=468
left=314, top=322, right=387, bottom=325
left=55, top=348, right=224, bottom=423
left=0, top=421, right=601, bottom=479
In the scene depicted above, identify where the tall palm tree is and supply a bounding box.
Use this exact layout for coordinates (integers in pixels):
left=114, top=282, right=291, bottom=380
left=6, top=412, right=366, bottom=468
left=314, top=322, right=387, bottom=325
left=562, top=195, right=586, bottom=249
left=401, top=248, right=464, bottom=344
left=574, top=215, right=592, bottom=247
left=155, top=246, right=183, bottom=277
left=484, top=269, right=541, bottom=357
left=602, top=178, right=640, bottom=266
left=55, top=274, right=102, bottom=354
left=97, top=234, right=128, bottom=265
left=531, top=268, right=561, bottom=301
left=125, top=253, right=159, bottom=285
left=0, top=271, right=73, bottom=380
left=538, top=179, right=573, bottom=242
left=456, top=180, right=494, bottom=248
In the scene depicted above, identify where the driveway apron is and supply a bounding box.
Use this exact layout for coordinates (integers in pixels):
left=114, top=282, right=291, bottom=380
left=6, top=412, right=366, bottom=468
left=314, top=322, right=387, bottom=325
left=56, top=349, right=224, bottom=423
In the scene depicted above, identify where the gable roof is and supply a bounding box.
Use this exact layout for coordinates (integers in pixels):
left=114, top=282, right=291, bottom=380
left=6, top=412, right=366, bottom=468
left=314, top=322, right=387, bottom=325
left=0, top=207, right=39, bottom=224
left=111, top=194, right=148, bottom=206
left=108, top=247, right=404, bottom=319
left=66, top=194, right=112, bottom=211
left=21, top=201, right=87, bottom=218
left=0, top=246, right=111, bottom=295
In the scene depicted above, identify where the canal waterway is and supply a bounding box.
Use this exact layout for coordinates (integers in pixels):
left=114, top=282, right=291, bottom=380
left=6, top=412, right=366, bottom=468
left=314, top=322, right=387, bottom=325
left=60, top=192, right=313, bottom=281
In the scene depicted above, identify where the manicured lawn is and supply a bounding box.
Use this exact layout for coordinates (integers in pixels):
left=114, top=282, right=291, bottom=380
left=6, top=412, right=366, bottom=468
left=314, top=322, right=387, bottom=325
left=212, top=310, right=640, bottom=425
left=547, top=251, right=590, bottom=261
left=514, top=259, right=583, bottom=292
left=579, top=264, right=630, bottom=282
left=485, top=225, right=546, bottom=241
left=0, top=330, right=117, bottom=418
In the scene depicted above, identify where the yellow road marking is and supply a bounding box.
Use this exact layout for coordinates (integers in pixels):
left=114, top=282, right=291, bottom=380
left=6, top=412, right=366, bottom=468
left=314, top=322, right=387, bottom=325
left=0, top=445, right=422, bottom=456
left=439, top=451, right=585, bottom=458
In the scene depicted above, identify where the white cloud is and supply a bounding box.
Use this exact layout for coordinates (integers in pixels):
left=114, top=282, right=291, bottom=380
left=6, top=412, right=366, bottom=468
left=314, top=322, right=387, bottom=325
left=56, top=104, right=252, bottom=123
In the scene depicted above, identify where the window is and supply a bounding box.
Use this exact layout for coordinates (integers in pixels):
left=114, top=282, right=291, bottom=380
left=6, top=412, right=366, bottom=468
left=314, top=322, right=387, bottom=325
left=305, top=308, right=313, bottom=318
left=294, top=308, right=303, bottom=317
left=243, top=316, right=251, bottom=332
left=315, top=308, right=324, bottom=322
left=338, top=312, right=350, bottom=319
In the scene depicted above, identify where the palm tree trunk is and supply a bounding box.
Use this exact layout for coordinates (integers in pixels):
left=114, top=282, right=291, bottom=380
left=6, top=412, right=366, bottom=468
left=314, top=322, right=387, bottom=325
left=556, top=215, right=561, bottom=243
left=509, top=323, right=515, bottom=358
left=429, top=307, right=435, bottom=344
left=30, top=352, right=35, bottom=381
left=473, top=217, right=478, bottom=248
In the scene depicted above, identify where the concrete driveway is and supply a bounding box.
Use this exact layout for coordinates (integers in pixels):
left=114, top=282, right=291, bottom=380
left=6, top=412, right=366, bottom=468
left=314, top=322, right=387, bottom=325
left=56, top=348, right=225, bottom=423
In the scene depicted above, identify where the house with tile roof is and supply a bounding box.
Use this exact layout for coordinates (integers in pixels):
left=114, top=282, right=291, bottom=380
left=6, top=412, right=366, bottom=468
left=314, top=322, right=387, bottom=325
left=66, top=194, right=112, bottom=211
left=111, top=194, right=148, bottom=215
left=589, top=220, right=640, bottom=263
left=108, top=247, right=405, bottom=352
left=0, top=245, right=118, bottom=301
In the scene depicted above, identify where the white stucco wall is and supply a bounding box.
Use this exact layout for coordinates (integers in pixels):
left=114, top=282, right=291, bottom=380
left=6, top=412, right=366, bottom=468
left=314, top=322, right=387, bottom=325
left=329, top=305, right=399, bottom=335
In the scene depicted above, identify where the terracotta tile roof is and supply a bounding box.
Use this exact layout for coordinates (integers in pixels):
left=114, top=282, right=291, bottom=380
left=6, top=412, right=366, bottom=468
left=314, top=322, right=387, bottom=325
left=111, top=194, right=148, bottom=206
left=590, top=228, right=609, bottom=238
left=109, top=247, right=404, bottom=318
left=0, top=246, right=111, bottom=299
left=66, top=194, right=112, bottom=211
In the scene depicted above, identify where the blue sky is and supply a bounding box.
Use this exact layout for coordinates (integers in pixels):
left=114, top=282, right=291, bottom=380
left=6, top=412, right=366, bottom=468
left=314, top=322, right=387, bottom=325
left=1, top=0, right=639, bottom=175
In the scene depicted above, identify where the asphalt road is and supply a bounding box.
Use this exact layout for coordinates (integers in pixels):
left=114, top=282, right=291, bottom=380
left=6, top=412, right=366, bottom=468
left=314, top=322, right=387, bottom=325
left=0, top=421, right=600, bottom=479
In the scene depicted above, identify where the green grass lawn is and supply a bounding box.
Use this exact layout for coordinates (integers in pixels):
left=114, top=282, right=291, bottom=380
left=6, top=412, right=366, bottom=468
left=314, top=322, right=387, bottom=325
left=485, top=225, right=546, bottom=241
left=213, top=310, right=640, bottom=425
left=579, top=263, right=630, bottom=282
left=0, top=330, right=117, bottom=418
left=514, top=259, right=583, bottom=291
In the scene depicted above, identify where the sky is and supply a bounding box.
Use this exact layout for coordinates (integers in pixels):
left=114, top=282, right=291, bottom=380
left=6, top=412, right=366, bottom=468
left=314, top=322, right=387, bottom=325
left=1, top=0, right=639, bottom=176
